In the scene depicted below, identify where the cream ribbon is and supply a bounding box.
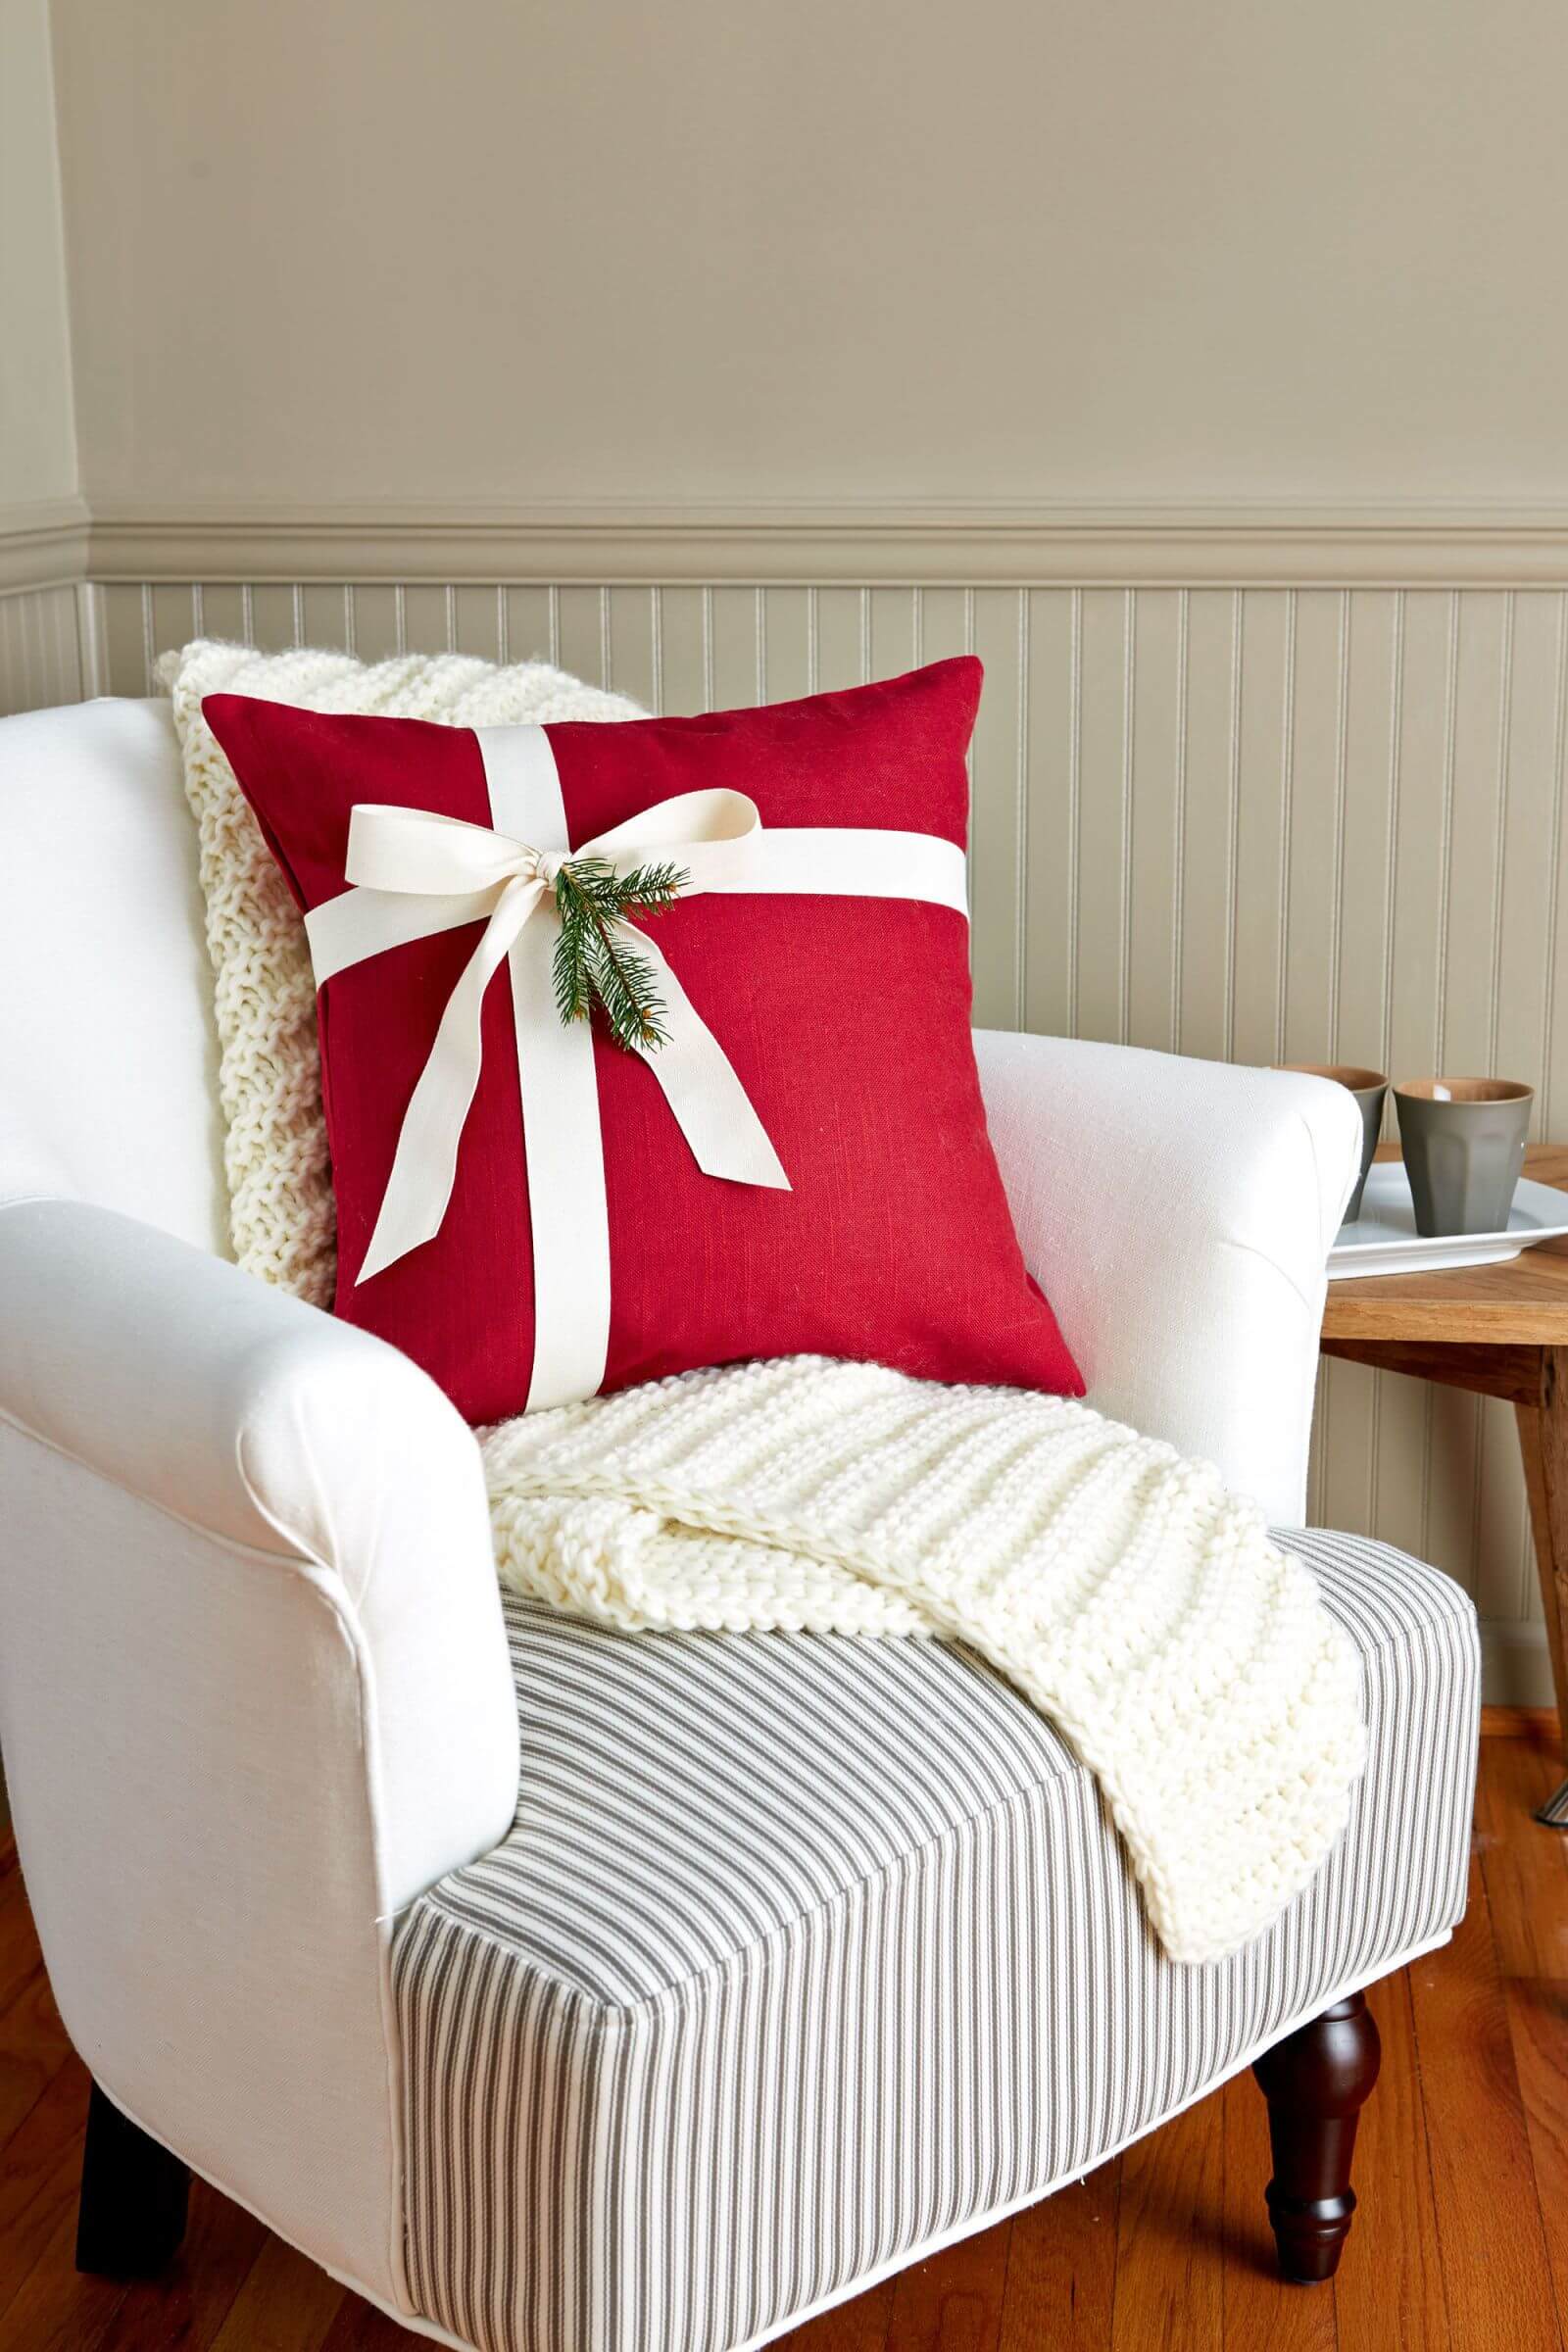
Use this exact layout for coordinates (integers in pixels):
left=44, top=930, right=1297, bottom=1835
left=303, top=724, right=969, bottom=1410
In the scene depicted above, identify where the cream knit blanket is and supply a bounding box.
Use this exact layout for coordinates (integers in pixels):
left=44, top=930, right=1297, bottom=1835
left=485, top=1354, right=1365, bottom=1966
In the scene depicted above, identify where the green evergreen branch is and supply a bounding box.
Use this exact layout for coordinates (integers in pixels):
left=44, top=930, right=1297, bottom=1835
left=550, top=857, right=687, bottom=1052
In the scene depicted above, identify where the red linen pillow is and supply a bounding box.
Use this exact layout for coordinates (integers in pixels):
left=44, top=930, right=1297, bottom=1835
left=204, top=659, right=1082, bottom=1422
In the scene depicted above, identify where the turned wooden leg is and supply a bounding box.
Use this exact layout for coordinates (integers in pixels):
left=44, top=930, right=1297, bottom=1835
left=1251, top=1992, right=1381, bottom=2283
left=75, top=2082, right=190, bottom=2278
left=1517, top=1348, right=1568, bottom=1824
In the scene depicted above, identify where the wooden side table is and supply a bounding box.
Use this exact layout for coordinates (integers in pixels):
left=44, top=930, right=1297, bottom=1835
left=1321, top=1144, right=1568, bottom=1823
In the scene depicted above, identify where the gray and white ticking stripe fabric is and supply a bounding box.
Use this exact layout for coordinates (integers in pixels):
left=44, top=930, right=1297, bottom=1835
left=392, top=1529, right=1479, bottom=2352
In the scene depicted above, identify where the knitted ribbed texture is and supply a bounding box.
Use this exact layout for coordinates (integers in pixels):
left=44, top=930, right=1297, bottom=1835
left=484, top=1354, right=1367, bottom=1965
left=161, top=639, right=642, bottom=1303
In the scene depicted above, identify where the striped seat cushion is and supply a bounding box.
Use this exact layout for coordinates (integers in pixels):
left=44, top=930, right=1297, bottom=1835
left=393, top=1529, right=1479, bottom=2352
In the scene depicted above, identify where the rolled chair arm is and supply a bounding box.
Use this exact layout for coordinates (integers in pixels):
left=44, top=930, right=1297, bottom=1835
left=0, top=1198, right=517, bottom=2311
left=0, top=1196, right=518, bottom=1910
left=975, top=1032, right=1362, bottom=1524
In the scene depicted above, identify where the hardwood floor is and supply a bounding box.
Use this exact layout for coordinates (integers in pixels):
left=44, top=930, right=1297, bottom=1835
left=1, top=1726, right=1565, bottom=2350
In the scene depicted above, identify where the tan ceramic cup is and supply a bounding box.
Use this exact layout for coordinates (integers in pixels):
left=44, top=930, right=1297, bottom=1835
left=1393, top=1078, right=1534, bottom=1237
left=1279, top=1064, right=1388, bottom=1222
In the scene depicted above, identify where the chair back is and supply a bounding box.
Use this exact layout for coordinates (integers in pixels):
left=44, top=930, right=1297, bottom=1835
left=0, top=697, right=227, bottom=1250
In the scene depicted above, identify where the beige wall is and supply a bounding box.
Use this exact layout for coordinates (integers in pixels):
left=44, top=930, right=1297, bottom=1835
left=48, top=0, right=1568, bottom=514
left=1, top=0, right=76, bottom=510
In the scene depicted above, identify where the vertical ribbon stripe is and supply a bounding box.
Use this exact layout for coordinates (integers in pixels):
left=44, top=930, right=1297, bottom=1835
left=475, top=726, right=614, bottom=1413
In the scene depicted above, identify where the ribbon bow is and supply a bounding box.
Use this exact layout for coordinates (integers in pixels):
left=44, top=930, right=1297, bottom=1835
left=314, top=786, right=789, bottom=1298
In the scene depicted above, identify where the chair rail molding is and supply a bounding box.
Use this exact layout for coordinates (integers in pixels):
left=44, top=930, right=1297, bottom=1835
left=0, top=497, right=91, bottom=594
left=83, top=500, right=1568, bottom=590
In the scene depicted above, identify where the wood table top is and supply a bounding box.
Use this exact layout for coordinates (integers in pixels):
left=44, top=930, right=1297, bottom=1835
left=1320, top=1145, right=1568, bottom=1344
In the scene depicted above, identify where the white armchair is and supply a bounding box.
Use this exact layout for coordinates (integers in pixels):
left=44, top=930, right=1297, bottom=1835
left=0, top=698, right=1478, bottom=2347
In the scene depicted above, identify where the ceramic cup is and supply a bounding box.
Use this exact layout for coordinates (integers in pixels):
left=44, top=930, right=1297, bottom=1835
left=1279, top=1064, right=1388, bottom=1222
left=1393, top=1078, right=1534, bottom=1237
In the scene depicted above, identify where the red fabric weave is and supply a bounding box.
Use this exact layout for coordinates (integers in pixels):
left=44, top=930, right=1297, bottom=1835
left=205, top=660, right=1082, bottom=1421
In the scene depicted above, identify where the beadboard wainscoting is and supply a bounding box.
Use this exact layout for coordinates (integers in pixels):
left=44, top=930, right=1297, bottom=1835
left=0, top=581, right=95, bottom=712
left=6, top=539, right=1566, bottom=1703
left=0, top=507, right=95, bottom=711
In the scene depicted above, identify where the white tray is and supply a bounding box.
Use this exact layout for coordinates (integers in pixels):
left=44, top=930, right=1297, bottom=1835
left=1329, top=1163, right=1568, bottom=1279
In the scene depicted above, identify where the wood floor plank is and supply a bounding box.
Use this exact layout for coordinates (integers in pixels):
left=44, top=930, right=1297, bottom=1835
left=315, top=2289, right=425, bottom=2349
left=885, top=2219, right=1012, bottom=2352
left=778, top=2276, right=897, bottom=2352
left=999, top=2160, right=1118, bottom=2352
left=205, top=2233, right=348, bottom=2352
left=1476, top=1733, right=1568, bottom=1980
left=0, top=2053, right=93, bottom=2326
left=0, top=1967, right=74, bottom=2151
left=0, top=1853, right=50, bottom=2022
left=1408, top=1860, right=1563, bottom=2352
left=95, top=2183, right=270, bottom=2351
left=1109, top=2082, right=1225, bottom=2351
left=1504, top=1977, right=1568, bottom=2343
left=0, top=2190, right=129, bottom=2351
left=1218, top=2067, right=1337, bottom=2352
left=1334, top=1975, right=1448, bottom=2352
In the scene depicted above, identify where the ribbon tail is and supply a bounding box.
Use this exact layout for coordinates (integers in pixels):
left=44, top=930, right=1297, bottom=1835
left=627, top=929, right=791, bottom=1191
left=357, top=878, right=545, bottom=1283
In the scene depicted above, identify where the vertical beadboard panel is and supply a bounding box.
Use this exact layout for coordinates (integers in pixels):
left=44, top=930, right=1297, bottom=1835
left=72, top=566, right=1568, bottom=1700
left=1124, top=589, right=1184, bottom=1054
left=813, top=587, right=872, bottom=693
left=1229, top=592, right=1292, bottom=1067
left=760, top=589, right=812, bottom=706
left=652, top=588, right=710, bottom=716
left=549, top=587, right=604, bottom=685
left=606, top=589, right=658, bottom=711
left=448, top=585, right=500, bottom=662
left=1072, top=590, right=1132, bottom=1045
left=1021, top=588, right=1078, bottom=1041
left=194, top=583, right=249, bottom=647
left=300, top=584, right=352, bottom=653
left=0, top=583, right=87, bottom=712
left=1280, top=593, right=1348, bottom=1063
left=1176, top=590, right=1244, bottom=1061
left=868, top=588, right=918, bottom=690
left=707, top=588, right=765, bottom=710
left=969, top=588, right=1025, bottom=1028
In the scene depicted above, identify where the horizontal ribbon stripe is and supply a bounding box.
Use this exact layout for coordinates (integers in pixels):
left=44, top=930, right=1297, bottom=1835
left=300, top=723, right=971, bottom=1410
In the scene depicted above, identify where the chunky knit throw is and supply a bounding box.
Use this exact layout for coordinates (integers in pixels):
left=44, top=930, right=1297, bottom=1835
left=484, top=1354, right=1367, bottom=1965
left=162, top=640, right=642, bottom=1304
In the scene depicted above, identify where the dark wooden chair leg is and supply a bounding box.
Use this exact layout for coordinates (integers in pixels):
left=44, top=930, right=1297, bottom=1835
left=1251, top=1991, right=1381, bottom=2283
left=75, top=2081, right=191, bottom=2278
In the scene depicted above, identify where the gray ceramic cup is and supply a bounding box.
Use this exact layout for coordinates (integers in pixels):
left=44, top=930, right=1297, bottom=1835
left=1279, top=1065, right=1388, bottom=1222
left=1393, top=1078, right=1534, bottom=1237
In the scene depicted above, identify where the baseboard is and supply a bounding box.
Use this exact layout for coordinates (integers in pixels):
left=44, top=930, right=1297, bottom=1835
left=82, top=500, right=1568, bottom=588
left=1482, top=1619, right=1556, bottom=1711
left=1481, top=1705, right=1560, bottom=1740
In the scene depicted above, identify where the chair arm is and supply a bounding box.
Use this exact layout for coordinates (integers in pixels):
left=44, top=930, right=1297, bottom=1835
left=0, top=1197, right=518, bottom=2310
left=974, top=1032, right=1362, bottom=1524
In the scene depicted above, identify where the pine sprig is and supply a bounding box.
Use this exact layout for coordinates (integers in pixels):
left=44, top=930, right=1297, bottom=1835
left=550, top=857, right=687, bottom=1052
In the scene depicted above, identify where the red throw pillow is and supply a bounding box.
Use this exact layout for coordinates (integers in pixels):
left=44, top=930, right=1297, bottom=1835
left=205, top=659, right=1082, bottom=1422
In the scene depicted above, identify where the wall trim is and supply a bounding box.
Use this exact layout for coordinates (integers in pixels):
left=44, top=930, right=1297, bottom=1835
left=85, top=501, right=1568, bottom=588
left=0, top=498, right=90, bottom=597
left=1481, top=1618, right=1554, bottom=1711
